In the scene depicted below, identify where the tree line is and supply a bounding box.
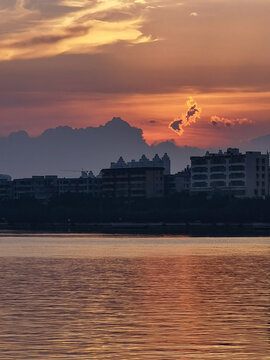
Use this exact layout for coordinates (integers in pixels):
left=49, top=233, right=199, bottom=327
left=1, top=192, right=270, bottom=225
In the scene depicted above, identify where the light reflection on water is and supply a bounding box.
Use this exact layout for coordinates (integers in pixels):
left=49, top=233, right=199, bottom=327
left=0, top=236, right=269, bottom=359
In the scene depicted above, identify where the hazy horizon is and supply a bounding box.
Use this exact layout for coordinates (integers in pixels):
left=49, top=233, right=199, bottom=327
left=0, top=116, right=270, bottom=178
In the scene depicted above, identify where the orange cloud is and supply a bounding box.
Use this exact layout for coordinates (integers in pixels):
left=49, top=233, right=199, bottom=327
left=210, top=115, right=253, bottom=128
left=0, top=0, right=157, bottom=61
left=169, top=97, right=201, bottom=136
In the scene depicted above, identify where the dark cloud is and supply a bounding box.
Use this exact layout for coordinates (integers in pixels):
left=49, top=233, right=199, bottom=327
left=21, top=0, right=84, bottom=17
left=0, top=117, right=203, bottom=178
left=170, top=119, right=182, bottom=131
left=186, top=104, right=199, bottom=120
left=1, top=53, right=270, bottom=94
left=0, top=92, right=69, bottom=108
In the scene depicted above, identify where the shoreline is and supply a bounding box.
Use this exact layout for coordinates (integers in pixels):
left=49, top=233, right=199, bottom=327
left=1, top=222, right=270, bottom=236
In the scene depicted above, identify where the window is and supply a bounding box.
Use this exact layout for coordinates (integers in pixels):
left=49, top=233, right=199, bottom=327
left=210, top=173, right=226, bottom=179
left=193, top=181, right=208, bottom=188
left=229, top=156, right=245, bottom=163
left=192, top=174, right=208, bottom=180
left=210, top=158, right=226, bottom=164
left=229, top=165, right=245, bottom=171
left=232, top=190, right=246, bottom=196
left=192, top=167, right=208, bottom=173
left=210, top=181, right=226, bottom=187
left=229, top=173, right=245, bottom=179
left=229, top=180, right=245, bottom=186
left=211, top=166, right=226, bottom=172
left=192, top=158, right=207, bottom=165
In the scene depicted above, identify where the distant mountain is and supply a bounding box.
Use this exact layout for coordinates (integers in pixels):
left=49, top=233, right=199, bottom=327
left=0, top=118, right=204, bottom=178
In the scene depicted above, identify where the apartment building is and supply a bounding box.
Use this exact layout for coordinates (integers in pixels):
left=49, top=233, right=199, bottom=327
left=101, top=167, right=164, bottom=198
left=13, top=176, right=59, bottom=200
left=58, top=177, right=101, bottom=197
left=190, top=148, right=269, bottom=198
left=0, top=175, right=12, bottom=200
left=165, top=167, right=191, bottom=195
left=111, top=153, right=171, bottom=175
left=12, top=173, right=101, bottom=201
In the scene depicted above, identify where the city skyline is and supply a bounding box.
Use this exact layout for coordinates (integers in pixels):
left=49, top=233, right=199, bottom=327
left=1, top=147, right=269, bottom=201
left=1, top=117, right=270, bottom=179
left=0, top=0, right=270, bottom=147
left=0, top=3, right=269, bottom=359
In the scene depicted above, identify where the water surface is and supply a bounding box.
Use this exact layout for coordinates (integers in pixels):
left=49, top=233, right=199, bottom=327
left=0, top=235, right=269, bottom=359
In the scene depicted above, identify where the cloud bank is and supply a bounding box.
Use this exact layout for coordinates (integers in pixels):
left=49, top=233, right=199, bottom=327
left=0, top=117, right=203, bottom=178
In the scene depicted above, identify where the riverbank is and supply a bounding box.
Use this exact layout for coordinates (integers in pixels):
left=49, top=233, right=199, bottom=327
left=1, top=222, right=270, bottom=236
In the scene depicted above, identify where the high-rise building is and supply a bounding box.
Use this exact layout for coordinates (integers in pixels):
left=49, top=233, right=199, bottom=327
left=190, top=148, right=269, bottom=198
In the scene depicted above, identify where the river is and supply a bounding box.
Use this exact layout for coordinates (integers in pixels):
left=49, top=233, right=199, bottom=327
left=0, top=235, right=269, bottom=359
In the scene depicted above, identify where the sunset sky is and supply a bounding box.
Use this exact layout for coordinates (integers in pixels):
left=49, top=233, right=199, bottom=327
left=1, top=0, right=270, bottom=147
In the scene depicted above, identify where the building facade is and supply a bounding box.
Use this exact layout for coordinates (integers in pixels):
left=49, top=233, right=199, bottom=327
left=58, top=177, right=101, bottom=197
left=165, top=167, right=191, bottom=195
left=190, top=148, right=269, bottom=198
left=102, top=167, right=164, bottom=198
left=13, top=176, right=59, bottom=200
left=0, top=179, right=12, bottom=200
left=11, top=172, right=101, bottom=201
left=111, top=153, right=171, bottom=175
left=1, top=149, right=269, bottom=201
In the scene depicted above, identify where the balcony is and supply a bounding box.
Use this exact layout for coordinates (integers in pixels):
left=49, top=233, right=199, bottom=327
left=192, top=174, right=208, bottom=180
left=192, top=167, right=208, bottom=173
left=210, top=166, right=226, bottom=172
left=229, top=165, right=245, bottom=171
left=210, top=181, right=226, bottom=187
left=229, top=180, right=245, bottom=187
left=210, top=173, right=226, bottom=179
left=192, top=181, right=208, bottom=188
left=229, top=173, right=245, bottom=179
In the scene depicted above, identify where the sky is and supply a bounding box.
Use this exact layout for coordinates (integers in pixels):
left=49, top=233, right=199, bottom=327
left=0, top=0, right=270, bottom=148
